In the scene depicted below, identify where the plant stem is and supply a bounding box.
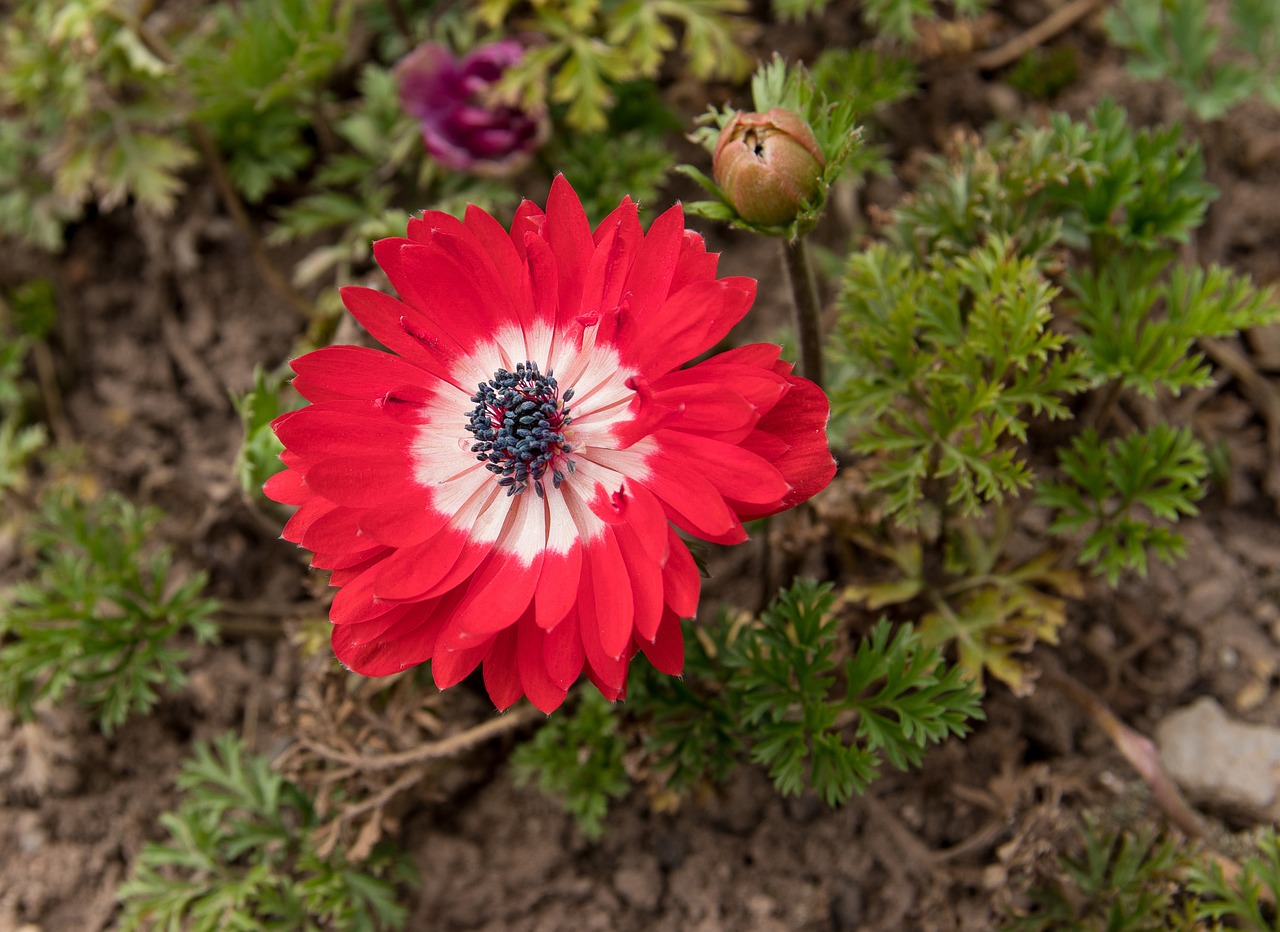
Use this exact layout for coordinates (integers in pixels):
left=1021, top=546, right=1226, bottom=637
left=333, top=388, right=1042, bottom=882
left=1041, top=666, right=1210, bottom=840
left=781, top=236, right=825, bottom=389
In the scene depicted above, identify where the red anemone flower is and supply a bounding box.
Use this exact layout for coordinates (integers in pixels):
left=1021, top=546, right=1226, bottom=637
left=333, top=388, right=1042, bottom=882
left=267, top=176, right=836, bottom=713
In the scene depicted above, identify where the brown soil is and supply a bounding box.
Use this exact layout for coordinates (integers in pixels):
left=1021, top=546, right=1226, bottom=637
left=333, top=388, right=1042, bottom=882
left=5, top=8, right=1280, bottom=932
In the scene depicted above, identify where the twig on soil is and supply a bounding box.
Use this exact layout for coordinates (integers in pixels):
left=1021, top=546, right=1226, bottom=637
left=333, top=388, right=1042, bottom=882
left=1039, top=666, right=1211, bottom=840
left=31, top=343, right=73, bottom=446
left=188, top=125, right=318, bottom=322
left=299, top=704, right=541, bottom=773
left=971, top=0, right=1106, bottom=71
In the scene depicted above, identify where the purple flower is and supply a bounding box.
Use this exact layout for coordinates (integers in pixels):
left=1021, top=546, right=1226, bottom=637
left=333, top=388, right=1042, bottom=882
left=395, top=40, right=548, bottom=177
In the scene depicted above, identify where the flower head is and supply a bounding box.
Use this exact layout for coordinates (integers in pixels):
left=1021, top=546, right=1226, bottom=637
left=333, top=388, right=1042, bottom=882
left=267, top=177, right=836, bottom=712
left=713, top=108, right=826, bottom=227
left=395, top=40, right=547, bottom=177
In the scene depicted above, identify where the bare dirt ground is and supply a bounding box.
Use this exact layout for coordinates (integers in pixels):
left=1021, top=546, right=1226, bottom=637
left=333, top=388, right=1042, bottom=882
left=5, top=6, right=1280, bottom=930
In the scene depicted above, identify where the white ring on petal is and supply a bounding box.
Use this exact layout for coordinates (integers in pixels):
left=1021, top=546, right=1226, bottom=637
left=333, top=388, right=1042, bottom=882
left=407, top=320, right=655, bottom=557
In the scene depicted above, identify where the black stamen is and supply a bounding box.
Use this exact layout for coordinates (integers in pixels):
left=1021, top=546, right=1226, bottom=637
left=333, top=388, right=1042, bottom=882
left=464, top=360, right=575, bottom=497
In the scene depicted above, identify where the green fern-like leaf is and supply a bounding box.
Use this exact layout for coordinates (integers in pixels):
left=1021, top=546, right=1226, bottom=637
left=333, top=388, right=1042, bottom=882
left=510, top=690, right=630, bottom=840
left=117, top=733, right=415, bottom=931
left=0, top=489, right=219, bottom=733
left=1038, top=426, right=1209, bottom=584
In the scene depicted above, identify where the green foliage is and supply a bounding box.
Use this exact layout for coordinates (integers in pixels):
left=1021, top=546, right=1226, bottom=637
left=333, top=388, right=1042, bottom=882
left=0, top=335, right=46, bottom=495
left=477, top=0, right=751, bottom=132
left=832, top=235, right=1088, bottom=529
left=810, top=47, right=918, bottom=118
left=1006, top=815, right=1196, bottom=931
left=180, top=0, right=350, bottom=202
left=1038, top=425, right=1208, bottom=586
left=1188, top=829, right=1280, bottom=930
left=1006, top=46, right=1081, bottom=102
left=234, top=365, right=303, bottom=498
left=1050, top=99, right=1215, bottom=252
left=0, top=489, right=218, bottom=733
left=630, top=615, right=745, bottom=796
left=725, top=581, right=982, bottom=804
left=889, top=119, right=1092, bottom=261
left=0, top=0, right=194, bottom=243
left=1068, top=260, right=1273, bottom=398
left=516, top=581, right=981, bottom=828
left=1010, top=818, right=1280, bottom=931
left=541, top=80, right=679, bottom=222
left=0, top=119, right=83, bottom=251
left=862, top=0, right=992, bottom=42
left=510, top=690, right=630, bottom=840
left=831, top=97, right=1278, bottom=693
left=117, top=732, right=416, bottom=931
left=1106, top=0, right=1280, bottom=120
left=267, top=61, right=517, bottom=292
left=834, top=99, right=1278, bottom=592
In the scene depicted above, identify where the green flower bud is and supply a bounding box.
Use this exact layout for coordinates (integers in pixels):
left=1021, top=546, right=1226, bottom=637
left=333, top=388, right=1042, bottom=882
left=712, top=108, right=826, bottom=227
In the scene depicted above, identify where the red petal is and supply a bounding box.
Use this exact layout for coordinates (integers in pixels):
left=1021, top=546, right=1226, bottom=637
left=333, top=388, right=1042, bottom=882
left=667, top=230, right=719, bottom=294
left=523, top=232, right=561, bottom=326
left=299, top=506, right=364, bottom=554
left=518, top=620, right=569, bottom=713
left=578, top=552, right=632, bottom=692
left=738, top=374, right=836, bottom=517
left=330, top=563, right=402, bottom=624
left=640, top=461, right=746, bottom=545
left=263, top=468, right=306, bottom=506
left=371, top=527, right=471, bottom=601
left=698, top=342, right=782, bottom=370
left=615, top=521, right=663, bottom=641
left=624, top=203, right=684, bottom=315
left=637, top=607, right=684, bottom=676
left=274, top=407, right=415, bottom=461
left=450, top=543, right=543, bottom=637
left=358, top=499, right=452, bottom=548
left=290, top=345, right=434, bottom=403
left=333, top=605, right=445, bottom=676
left=311, top=545, right=387, bottom=572
left=662, top=528, right=701, bottom=618
left=432, top=636, right=493, bottom=689
left=382, top=237, right=512, bottom=354
left=654, top=429, right=790, bottom=507
left=584, top=531, right=634, bottom=659
left=281, top=495, right=331, bottom=544
left=508, top=199, right=545, bottom=263
left=534, top=537, right=582, bottom=630
left=465, top=203, right=536, bottom=333
left=303, top=454, right=415, bottom=508
left=483, top=627, right=524, bottom=711
left=544, top=176, right=593, bottom=329
left=338, top=286, right=461, bottom=382
left=543, top=609, right=586, bottom=690
left=618, top=278, right=756, bottom=379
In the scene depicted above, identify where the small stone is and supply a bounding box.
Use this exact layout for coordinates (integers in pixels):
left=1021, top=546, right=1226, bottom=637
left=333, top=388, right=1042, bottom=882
left=1183, top=576, right=1238, bottom=626
left=1235, top=679, right=1269, bottom=713
left=746, top=893, right=777, bottom=919
left=612, top=865, right=661, bottom=912
left=1156, top=696, right=1280, bottom=818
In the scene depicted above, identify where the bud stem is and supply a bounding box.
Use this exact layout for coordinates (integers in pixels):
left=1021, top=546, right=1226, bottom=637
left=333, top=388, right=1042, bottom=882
left=781, top=236, right=825, bottom=389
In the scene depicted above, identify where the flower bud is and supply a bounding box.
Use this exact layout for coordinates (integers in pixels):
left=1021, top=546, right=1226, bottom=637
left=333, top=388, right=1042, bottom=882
left=396, top=40, right=548, bottom=177
left=712, top=108, right=826, bottom=227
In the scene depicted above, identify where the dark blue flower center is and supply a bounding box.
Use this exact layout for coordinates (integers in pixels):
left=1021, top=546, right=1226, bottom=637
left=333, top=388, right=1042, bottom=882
left=465, top=361, right=575, bottom=498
